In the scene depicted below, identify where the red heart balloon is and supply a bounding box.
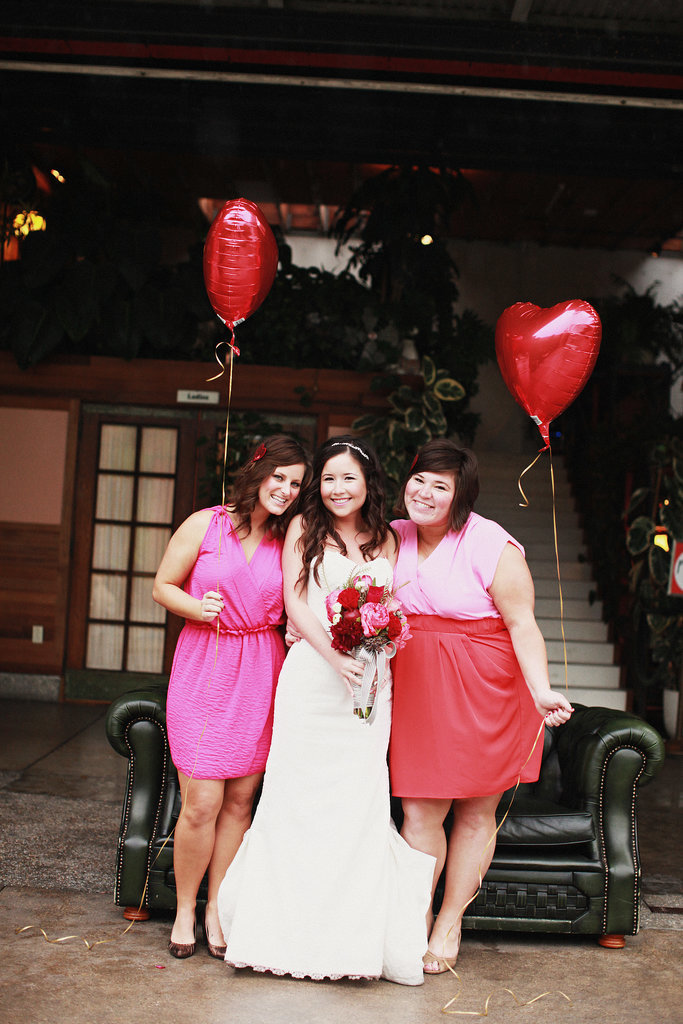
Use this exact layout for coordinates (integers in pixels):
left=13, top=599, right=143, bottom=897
left=203, top=198, right=279, bottom=336
left=495, top=300, right=601, bottom=448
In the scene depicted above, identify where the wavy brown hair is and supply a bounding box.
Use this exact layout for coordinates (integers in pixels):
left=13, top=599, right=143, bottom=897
left=298, top=435, right=395, bottom=586
left=394, top=438, right=479, bottom=533
left=229, top=434, right=311, bottom=539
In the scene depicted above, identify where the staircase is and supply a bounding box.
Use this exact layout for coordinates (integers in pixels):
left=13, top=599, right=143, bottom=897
left=475, top=450, right=627, bottom=711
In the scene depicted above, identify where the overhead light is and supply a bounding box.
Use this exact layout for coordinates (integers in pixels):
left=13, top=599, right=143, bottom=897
left=50, top=169, right=65, bottom=184
left=420, top=234, right=433, bottom=246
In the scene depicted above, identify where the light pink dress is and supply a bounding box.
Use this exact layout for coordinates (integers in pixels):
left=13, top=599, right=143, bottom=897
left=165, top=507, right=286, bottom=779
left=389, top=513, right=543, bottom=798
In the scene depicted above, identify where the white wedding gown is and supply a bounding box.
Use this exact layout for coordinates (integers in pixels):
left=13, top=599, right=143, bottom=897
left=216, top=551, right=434, bottom=985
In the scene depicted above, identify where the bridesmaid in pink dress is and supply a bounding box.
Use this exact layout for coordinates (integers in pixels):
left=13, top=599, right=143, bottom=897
left=389, top=438, right=573, bottom=974
left=152, top=435, right=310, bottom=960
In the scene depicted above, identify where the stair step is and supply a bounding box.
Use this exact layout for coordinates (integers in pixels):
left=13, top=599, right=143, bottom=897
left=565, top=688, right=628, bottom=711
left=489, top=520, right=584, bottom=538
left=538, top=618, right=608, bottom=642
left=546, top=639, right=615, bottom=665
left=533, top=577, right=595, bottom=599
left=524, top=542, right=588, bottom=560
left=535, top=597, right=603, bottom=620
left=549, top=663, right=621, bottom=688
left=529, top=560, right=593, bottom=581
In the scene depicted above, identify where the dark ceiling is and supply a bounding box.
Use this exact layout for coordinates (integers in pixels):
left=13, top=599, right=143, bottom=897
left=2, top=0, right=683, bottom=254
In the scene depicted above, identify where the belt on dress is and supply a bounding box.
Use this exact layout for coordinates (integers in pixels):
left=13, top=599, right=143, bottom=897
left=406, top=614, right=505, bottom=635
left=184, top=620, right=284, bottom=636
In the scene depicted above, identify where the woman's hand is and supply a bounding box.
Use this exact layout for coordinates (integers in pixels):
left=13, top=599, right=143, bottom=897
left=534, top=689, right=574, bottom=727
left=330, top=650, right=366, bottom=696
left=199, top=590, right=224, bottom=622
left=285, top=620, right=303, bottom=647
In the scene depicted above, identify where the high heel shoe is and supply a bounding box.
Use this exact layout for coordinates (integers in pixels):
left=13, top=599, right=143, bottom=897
left=203, top=909, right=227, bottom=960
left=168, top=920, right=196, bottom=959
left=422, top=949, right=458, bottom=974
left=422, top=930, right=461, bottom=975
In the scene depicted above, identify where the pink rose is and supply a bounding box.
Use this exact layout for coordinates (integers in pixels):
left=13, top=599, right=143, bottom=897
left=325, top=588, right=341, bottom=618
left=360, top=602, right=390, bottom=637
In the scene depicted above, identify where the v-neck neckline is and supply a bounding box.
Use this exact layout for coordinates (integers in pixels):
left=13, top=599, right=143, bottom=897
left=415, top=524, right=449, bottom=568
left=224, top=511, right=266, bottom=566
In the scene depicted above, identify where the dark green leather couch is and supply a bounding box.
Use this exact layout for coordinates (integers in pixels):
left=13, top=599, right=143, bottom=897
left=105, top=689, right=665, bottom=945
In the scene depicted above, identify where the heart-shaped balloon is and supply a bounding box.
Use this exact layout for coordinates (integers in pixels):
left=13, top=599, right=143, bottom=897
left=495, top=300, right=601, bottom=448
left=203, top=198, right=279, bottom=339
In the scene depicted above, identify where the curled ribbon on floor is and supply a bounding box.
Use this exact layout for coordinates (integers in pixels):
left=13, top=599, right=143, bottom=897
left=15, top=924, right=119, bottom=951
left=442, top=985, right=573, bottom=1016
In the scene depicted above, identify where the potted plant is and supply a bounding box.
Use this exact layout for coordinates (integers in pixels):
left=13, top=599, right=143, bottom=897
left=625, top=434, right=683, bottom=741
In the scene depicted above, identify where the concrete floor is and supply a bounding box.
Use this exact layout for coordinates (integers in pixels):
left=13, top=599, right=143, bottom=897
left=1, top=699, right=681, bottom=1024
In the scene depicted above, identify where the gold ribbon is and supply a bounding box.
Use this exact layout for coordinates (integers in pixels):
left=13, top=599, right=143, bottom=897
left=517, top=444, right=569, bottom=690
left=439, top=439, right=572, bottom=1010
left=442, top=986, right=573, bottom=1016
left=18, top=335, right=241, bottom=954
left=206, top=327, right=240, bottom=382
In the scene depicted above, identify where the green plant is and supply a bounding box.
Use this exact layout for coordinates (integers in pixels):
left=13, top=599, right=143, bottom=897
left=625, top=435, right=683, bottom=691
left=594, top=278, right=683, bottom=380
left=352, top=355, right=465, bottom=506
left=332, top=165, right=492, bottom=440
left=0, top=158, right=213, bottom=367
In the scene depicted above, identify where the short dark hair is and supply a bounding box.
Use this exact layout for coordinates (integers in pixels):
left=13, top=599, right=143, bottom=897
left=394, top=438, right=479, bottom=532
left=230, top=434, right=311, bottom=538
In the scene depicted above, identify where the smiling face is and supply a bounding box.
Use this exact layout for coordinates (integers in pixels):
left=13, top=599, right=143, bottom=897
left=257, top=463, right=307, bottom=517
left=320, top=451, right=368, bottom=523
left=404, top=470, right=456, bottom=530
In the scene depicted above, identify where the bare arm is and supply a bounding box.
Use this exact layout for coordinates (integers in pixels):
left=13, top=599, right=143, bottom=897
left=282, top=516, right=364, bottom=694
left=152, top=509, right=224, bottom=623
left=489, top=543, right=573, bottom=727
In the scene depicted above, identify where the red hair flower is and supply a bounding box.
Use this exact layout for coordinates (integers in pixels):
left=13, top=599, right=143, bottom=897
left=251, top=443, right=267, bottom=463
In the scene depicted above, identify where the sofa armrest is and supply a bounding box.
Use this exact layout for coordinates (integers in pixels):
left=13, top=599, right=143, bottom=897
left=105, top=688, right=174, bottom=909
left=555, top=704, right=666, bottom=935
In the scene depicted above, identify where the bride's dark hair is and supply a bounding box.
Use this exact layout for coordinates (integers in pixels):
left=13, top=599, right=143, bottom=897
left=298, top=435, right=395, bottom=586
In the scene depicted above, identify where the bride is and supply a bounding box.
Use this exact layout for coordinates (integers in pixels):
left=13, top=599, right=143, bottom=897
left=217, top=435, right=434, bottom=984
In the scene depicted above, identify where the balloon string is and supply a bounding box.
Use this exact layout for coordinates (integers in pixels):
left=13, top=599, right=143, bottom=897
left=18, top=349, right=240, bottom=953
left=206, top=325, right=240, bottom=382
left=517, top=444, right=569, bottom=689
left=548, top=447, right=569, bottom=692
left=516, top=450, right=544, bottom=507
left=441, top=441, right=571, bottom=1011
left=438, top=717, right=548, bottom=1013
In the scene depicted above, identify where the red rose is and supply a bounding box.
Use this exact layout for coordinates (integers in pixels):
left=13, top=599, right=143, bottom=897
left=387, top=615, right=402, bottom=639
left=338, top=587, right=360, bottom=610
left=367, top=585, right=385, bottom=604
left=342, top=608, right=361, bottom=622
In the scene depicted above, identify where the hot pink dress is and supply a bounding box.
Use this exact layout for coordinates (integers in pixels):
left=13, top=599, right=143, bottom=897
left=389, top=513, right=543, bottom=798
left=165, top=507, right=286, bottom=779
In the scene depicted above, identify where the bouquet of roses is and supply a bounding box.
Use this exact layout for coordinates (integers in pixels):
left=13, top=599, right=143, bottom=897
left=325, top=572, right=411, bottom=722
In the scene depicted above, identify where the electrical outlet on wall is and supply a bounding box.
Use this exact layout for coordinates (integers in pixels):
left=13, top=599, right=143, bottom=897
left=32, top=625, right=44, bottom=644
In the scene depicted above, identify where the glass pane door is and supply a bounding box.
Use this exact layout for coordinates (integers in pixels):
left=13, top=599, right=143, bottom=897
left=85, top=423, right=177, bottom=672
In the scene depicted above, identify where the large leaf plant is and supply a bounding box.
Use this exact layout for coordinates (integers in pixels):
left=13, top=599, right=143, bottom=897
left=625, top=435, right=683, bottom=691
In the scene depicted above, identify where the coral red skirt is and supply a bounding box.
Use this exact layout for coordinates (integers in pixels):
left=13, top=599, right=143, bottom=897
left=389, top=615, right=543, bottom=799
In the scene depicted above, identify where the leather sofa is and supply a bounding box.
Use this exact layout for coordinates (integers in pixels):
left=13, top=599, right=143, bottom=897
left=105, top=689, right=665, bottom=946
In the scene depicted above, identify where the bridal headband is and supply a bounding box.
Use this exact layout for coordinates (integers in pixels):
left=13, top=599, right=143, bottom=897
left=328, top=441, right=370, bottom=461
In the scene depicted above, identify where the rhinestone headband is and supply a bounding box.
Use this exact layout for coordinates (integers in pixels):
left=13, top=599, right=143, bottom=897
left=328, top=441, right=370, bottom=461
